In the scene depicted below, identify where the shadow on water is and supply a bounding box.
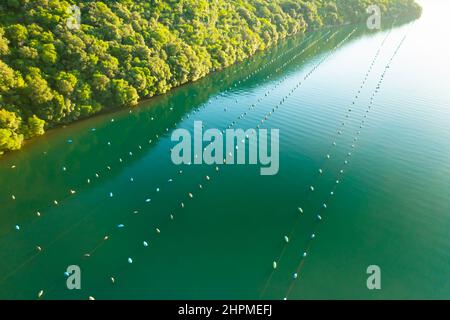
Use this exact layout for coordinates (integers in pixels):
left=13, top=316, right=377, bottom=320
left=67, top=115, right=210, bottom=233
left=0, top=18, right=418, bottom=299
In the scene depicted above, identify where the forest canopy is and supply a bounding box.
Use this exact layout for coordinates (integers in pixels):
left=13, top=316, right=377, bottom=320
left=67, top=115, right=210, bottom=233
left=0, top=0, right=421, bottom=154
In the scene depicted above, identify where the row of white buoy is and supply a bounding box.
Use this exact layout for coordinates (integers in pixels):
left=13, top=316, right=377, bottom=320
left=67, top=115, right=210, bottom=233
left=258, top=33, right=360, bottom=279
left=174, top=31, right=365, bottom=295
left=45, top=34, right=328, bottom=295
left=282, top=25, right=410, bottom=300
left=239, top=32, right=337, bottom=134
left=257, top=30, right=356, bottom=136
left=88, top=30, right=342, bottom=296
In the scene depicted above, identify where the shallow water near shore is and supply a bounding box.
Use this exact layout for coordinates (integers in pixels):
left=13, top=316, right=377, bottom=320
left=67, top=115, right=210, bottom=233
left=0, top=0, right=449, bottom=299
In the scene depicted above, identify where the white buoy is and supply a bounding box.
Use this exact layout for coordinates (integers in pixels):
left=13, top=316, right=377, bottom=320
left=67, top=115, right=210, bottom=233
left=11, top=195, right=16, bottom=200
left=303, top=252, right=307, bottom=257
left=310, top=186, right=315, bottom=192
left=15, top=225, right=20, bottom=231
left=145, top=198, right=151, bottom=203
left=156, top=228, right=161, bottom=234
left=273, top=261, right=277, bottom=269
left=38, top=290, right=44, bottom=299
left=127, top=257, right=133, bottom=264
left=293, top=273, right=298, bottom=279
left=317, top=214, right=322, bottom=220
left=117, top=224, right=124, bottom=228
left=36, top=211, right=41, bottom=217
left=298, top=207, right=303, bottom=214
left=109, top=192, right=114, bottom=198
left=111, top=277, right=115, bottom=284
left=88, top=296, right=95, bottom=300
left=143, top=241, right=149, bottom=247
left=284, top=236, right=289, bottom=243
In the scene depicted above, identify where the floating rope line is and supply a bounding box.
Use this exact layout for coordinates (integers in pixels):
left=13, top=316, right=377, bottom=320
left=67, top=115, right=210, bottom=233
left=37, top=163, right=221, bottom=299
left=24, top=41, right=342, bottom=300
left=283, top=26, right=412, bottom=301
left=32, top=30, right=343, bottom=299
left=258, top=22, right=398, bottom=299
left=227, top=32, right=334, bottom=129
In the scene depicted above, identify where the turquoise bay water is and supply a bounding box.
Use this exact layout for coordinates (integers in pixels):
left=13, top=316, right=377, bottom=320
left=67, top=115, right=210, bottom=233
left=0, top=0, right=449, bottom=299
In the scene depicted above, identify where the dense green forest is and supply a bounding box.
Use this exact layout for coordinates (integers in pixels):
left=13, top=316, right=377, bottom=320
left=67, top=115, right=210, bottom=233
left=0, top=0, right=421, bottom=154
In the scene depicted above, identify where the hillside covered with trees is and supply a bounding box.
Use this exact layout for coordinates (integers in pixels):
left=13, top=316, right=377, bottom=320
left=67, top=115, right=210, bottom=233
left=0, top=0, right=421, bottom=154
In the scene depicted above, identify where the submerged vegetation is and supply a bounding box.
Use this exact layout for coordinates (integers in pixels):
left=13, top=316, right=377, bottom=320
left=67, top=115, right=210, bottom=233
left=0, top=0, right=421, bottom=154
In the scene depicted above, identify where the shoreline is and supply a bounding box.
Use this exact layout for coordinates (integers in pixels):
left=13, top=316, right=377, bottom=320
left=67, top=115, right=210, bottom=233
left=0, top=11, right=421, bottom=157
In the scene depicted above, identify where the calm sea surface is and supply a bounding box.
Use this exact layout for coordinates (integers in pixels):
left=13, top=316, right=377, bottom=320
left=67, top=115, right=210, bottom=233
left=0, top=0, right=448, bottom=299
